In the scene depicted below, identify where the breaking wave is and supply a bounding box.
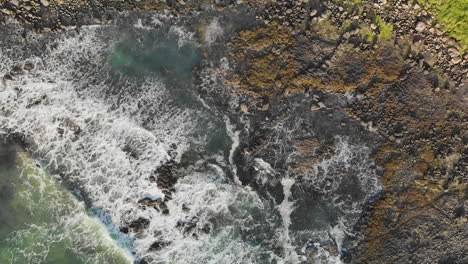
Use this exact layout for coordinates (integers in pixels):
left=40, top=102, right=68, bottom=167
left=0, top=17, right=382, bottom=264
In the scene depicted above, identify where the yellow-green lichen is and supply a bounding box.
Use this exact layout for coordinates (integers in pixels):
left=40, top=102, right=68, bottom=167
left=414, top=0, right=468, bottom=54
left=375, top=16, right=394, bottom=40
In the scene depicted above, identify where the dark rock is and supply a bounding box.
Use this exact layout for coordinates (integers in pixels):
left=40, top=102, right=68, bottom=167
left=10, top=66, right=23, bottom=76
left=452, top=203, right=465, bottom=218
left=2, top=74, right=13, bottom=82
left=24, top=63, right=34, bottom=70
left=156, top=162, right=178, bottom=189
left=149, top=240, right=170, bottom=251
left=438, top=255, right=460, bottom=264
left=127, top=217, right=150, bottom=233
left=200, top=224, right=211, bottom=234
left=139, top=258, right=150, bottom=264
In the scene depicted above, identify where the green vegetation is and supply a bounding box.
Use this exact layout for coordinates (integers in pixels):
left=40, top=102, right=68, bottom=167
left=336, top=0, right=466, bottom=53
left=415, top=0, right=467, bottom=53
left=375, top=16, right=394, bottom=40
left=336, top=1, right=394, bottom=42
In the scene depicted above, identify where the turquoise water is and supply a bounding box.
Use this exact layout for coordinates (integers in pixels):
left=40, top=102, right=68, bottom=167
left=0, top=141, right=134, bottom=264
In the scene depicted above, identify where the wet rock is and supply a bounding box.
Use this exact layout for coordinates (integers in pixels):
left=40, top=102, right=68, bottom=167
left=138, top=197, right=161, bottom=208
left=200, top=223, right=211, bottom=234
left=58, top=118, right=81, bottom=136
left=324, top=178, right=333, bottom=187
left=23, top=63, right=34, bottom=71
left=176, top=219, right=197, bottom=234
left=240, top=103, right=249, bottom=113
left=182, top=203, right=190, bottom=212
left=155, top=162, right=177, bottom=190
left=2, top=74, right=13, bottom=83
left=149, top=240, right=170, bottom=251
left=310, top=104, right=321, bottom=111
left=162, top=189, right=173, bottom=201
left=139, top=258, right=150, bottom=264
left=438, top=255, right=462, bottom=264
left=158, top=202, right=169, bottom=215
left=127, top=217, right=150, bottom=233
left=119, top=226, right=129, bottom=234
left=26, top=94, right=48, bottom=108
left=138, top=197, right=169, bottom=214
left=175, top=216, right=209, bottom=236
left=10, top=66, right=23, bottom=76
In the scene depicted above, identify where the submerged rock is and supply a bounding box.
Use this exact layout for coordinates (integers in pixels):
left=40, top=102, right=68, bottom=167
left=148, top=240, right=171, bottom=251
left=2, top=74, right=12, bottom=83
left=23, top=63, right=34, bottom=71
left=125, top=217, right=150, bottom=233
left=155, top=162, right=178, bottom=190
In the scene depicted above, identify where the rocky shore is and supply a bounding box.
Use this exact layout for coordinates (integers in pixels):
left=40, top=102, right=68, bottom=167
left=3, top=0, right=463, bottom=85
left=1, top=0, right=466, bottom=263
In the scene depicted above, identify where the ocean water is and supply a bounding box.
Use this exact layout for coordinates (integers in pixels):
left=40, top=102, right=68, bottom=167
left=0, top=140, right=134, bottom=264
left=0, top=15, right=382, bottom=264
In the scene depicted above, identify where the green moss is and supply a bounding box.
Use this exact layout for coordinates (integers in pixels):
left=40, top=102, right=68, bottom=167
left=376, top=17, right=394, bottom=40
left=341, top=20, right=360, bottom=34
left=360, top=27, right=377, bottom=44
left=403, top=45, right=411, bottom=58
left=336, top=0, right=466, bottom=53
left=414, top=0, right=468, bottom=54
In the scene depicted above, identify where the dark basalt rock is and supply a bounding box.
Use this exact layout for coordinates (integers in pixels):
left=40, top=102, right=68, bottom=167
left=155, top=162, right=178, bottom=190
left=2, top=74, right=13, bottom=82
left=23, top=62, right=34, bottom=70
left=137, top=196, right=169, bottom=214
left=123, top=217, right=150, bottom=234
left=149, top=240, right=171, bottom=251
left=10, top=66, right=23, bottom=76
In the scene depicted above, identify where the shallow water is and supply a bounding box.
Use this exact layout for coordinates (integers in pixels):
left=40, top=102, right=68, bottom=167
left=0, top=140, right=134, bottom=264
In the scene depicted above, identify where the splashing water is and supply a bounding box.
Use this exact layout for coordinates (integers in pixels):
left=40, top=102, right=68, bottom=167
left=0, top=142, right=134, bottom=264
left=0, top=22, right=283, bottom=263
left=0, top=16, right=382, bottom=264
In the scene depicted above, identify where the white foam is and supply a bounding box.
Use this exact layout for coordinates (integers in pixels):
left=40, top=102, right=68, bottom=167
left=204, top=18, right=224, bottom=46
left=134, top=19, right=150, bottom=29
left=278, top=178, right=300, bottom=263
left=224, top=116, right=243, bottom=186
left=0, top=24, right=284, bottom=263
left=0, top=25, right=195, bottom=260
left=169, top=26, right=196, bottom=48
left=151, top=12, right=173, bottom=27
left=299, top=136, right=382, bottom=262
left=253, top=158, right=277, bottom=186
left=4, top=151, right=135, bottom=264
left=0, top=21, right=383, bottom=264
